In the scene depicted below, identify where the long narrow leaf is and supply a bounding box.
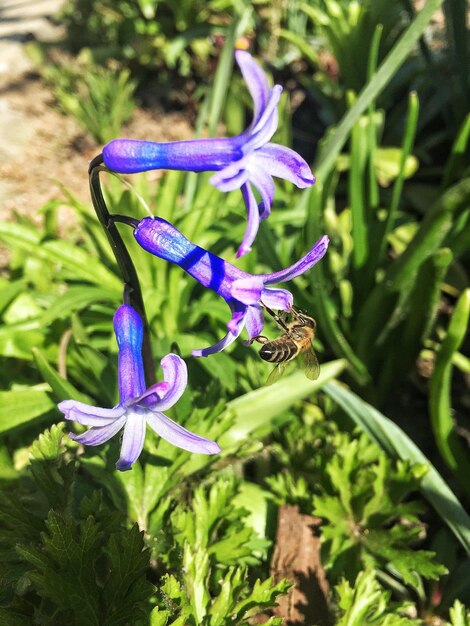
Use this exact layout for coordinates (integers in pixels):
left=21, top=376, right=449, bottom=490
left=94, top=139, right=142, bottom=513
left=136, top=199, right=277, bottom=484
left=314, top=0, right=446, bottom=181
left=429, top=289, right=470, bottom=490
left=323, top=380, right=470, bottom=554
left=219, top=359, right=347, bottom=446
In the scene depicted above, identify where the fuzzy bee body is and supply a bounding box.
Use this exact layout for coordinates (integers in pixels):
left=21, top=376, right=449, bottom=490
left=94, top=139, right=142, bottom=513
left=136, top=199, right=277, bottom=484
left=259, top=331, right=308, bottom=363
left=253, top=308, right=320, bottom=385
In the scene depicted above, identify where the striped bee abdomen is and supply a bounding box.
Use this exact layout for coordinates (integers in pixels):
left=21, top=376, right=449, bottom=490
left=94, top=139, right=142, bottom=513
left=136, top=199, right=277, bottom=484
left=259, top=338, right=298, bottom=363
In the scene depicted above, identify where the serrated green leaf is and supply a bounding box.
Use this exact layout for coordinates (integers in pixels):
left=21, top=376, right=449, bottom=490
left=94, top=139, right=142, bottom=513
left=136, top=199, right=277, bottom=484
left=323, top=381, right=470, bottom=554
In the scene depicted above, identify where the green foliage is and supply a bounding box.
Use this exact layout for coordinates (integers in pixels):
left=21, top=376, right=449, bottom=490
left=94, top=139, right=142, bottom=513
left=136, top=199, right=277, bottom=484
left=56, top=0, right=253, bottom=80
left=448, top=600, right=470, bottom=626
left=43, top=61, right=138, bottom=143
left=334, top=569, right=420, bottom=626
left=155, top=479, right=289, bottom=625
left=268, top=418, right=447, bottom=591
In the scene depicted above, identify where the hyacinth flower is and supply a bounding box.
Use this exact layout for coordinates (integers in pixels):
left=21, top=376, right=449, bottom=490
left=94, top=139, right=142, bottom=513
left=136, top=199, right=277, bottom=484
left=59, top=304, right=220, bottom=471
left=102, top=50, right=315, bottom=257
left=132, top=216, right=328, bottom=357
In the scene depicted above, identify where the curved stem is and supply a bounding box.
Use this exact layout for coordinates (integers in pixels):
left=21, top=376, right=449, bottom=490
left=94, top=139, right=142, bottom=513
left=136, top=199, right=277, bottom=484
left=88, top=154, right=154, bottom=386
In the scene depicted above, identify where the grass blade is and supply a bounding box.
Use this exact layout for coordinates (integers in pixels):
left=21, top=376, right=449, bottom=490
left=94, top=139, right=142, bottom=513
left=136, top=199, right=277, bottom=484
left=429, top=289, right=470, bottom=491
left=314, top=0, right=446, bottom=181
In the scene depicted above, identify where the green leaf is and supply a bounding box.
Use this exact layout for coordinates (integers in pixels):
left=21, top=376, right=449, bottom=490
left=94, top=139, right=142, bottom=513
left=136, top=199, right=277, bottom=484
left=39, top=286, right=118, bottom=325
left=0, top=389, right=55, bottom=433
left=448, top=600, right=470, bottom=626
left=32, top=347, right=91, bottom=403
left=219, top=359, right=347, bottom=446
left=323, top=381, right=470, bottom=554
left=0, top=222, right=122, bottom=291
left=430, top=289, right=470, bottom=488
left=335, top=569, right=419, bottom=626
left=374, top=147, right=419, bottom=187
left=314, top=0, right=446, bottom=181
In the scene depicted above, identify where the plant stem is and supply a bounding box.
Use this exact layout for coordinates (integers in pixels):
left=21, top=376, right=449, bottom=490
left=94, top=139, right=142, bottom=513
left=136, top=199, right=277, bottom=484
left=88, top=153, right=154, bottom=385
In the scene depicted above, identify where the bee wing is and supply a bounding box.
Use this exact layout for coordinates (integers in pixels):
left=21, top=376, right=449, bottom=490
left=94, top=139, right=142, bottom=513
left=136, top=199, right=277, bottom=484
left=301, top=345, right=320, bottom=380
left=265, top=362, right=288, bottom=386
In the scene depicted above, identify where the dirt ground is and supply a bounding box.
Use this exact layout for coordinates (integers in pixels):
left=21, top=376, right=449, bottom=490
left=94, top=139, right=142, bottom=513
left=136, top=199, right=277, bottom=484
left=0, top=0, right=193, bottom=225
left=0, top=74, right=193, bottom=221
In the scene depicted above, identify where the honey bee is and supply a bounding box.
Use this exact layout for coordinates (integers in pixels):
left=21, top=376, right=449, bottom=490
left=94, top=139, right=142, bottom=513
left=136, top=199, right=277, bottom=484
left=251, top=306, right=320, bottom=385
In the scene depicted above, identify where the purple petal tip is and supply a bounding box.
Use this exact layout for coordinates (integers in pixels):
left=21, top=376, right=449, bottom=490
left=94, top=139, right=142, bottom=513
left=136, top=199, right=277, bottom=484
left=115, top=460, right=133, bottom=472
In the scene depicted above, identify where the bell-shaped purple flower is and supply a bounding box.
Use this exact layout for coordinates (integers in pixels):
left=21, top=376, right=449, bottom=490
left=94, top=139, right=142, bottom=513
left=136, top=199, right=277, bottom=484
left=102, top=50, right=315, bottom=257
left=134, top=217, right=328, bottom=357
left=59, top=304, right=220, bottom=471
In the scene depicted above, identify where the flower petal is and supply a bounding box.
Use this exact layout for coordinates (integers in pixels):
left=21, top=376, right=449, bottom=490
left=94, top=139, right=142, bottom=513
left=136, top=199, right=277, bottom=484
left=235, top=50, right=270, bottom=127
left=231, top=275, right=264, bottom=305
left=151, top=354, right=188, bottom=412
left=210, top=157, right=250, bottom=192
left=245, top=305, right=265, bottom=340
left=114, top=305, right=146, bottom=403
left=59, top=399, right=125, bottom=426
left=192, top=307, right=246, bottom=357
left=262, top=235, right=329, bottom=285
left=243, top=86, right=282, bottom=152
left=261, top=287, right=293, bottom=310
left=115, top=411, right=147, bottom=471
left=248, top=161, right=275, bottom=220
left=256, top=143, right=315, bottom=188
left=147, top=411, right=221, bottom=455
left=237, top=182, right=261, bottom=258
left=135, top=381, right=170, bottom=405
left=69, top=415, right=126, bottom=446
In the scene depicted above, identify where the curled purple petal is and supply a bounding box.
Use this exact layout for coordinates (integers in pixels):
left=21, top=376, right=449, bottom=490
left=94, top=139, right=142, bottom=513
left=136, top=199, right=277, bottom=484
left=151, top=354, right=187, bottom=412
left=256, top=143, right=315, bottom=188
left=243, top=86, right=282, bottom=152
left=135, top=381, right=170, bottom=404
left=235, top=49, right=270, bottom=127
left=210, top=158, right=250, bottom=192
left=147, top=411, right=220, bottom=454
left=114, top=305, right=146, bottom=403
left=262, top=235, right=329, bottom=285
left=237, top=182, right=261, bottom=258
left=69, top=415, right=126, bottom=446
left=248, top=163, right=275, bottom=219
left=59, top=400, right=125, bottom=426
left=192, top=307, right=246, bottom=357
left=261, top=287, right=293, bottom=310
left=115, top=411, right=146, bottom=471
left=245, top=305, right=265, bottom=340
left=231, top=276, right=264, bottom=305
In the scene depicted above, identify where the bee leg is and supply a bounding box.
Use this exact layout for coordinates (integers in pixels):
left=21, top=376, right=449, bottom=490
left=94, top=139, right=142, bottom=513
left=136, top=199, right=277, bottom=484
left=261, top=303, right=290, bottom=332
left=289, top=306, right=307, bottom=326
left=249, top=335, right=269, bottom=345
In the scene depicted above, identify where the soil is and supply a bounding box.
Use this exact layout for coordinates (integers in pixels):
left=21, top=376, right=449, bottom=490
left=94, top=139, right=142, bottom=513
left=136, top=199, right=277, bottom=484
left=0, top=0, right=194, bottom=230
left=0, top=73, right=193, bottom=223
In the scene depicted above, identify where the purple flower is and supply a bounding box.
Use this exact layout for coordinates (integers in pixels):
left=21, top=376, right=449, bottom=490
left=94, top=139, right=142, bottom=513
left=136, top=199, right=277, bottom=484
left=58, top=304, right=220, bottom=471
left=102, top=50, right=315, bottom=257
left=134, top=217, right=328, bottom=357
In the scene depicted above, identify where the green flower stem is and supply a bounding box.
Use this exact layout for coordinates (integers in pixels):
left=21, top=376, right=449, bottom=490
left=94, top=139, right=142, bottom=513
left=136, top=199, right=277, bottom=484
left=88, top=153, right=154, bottom=386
